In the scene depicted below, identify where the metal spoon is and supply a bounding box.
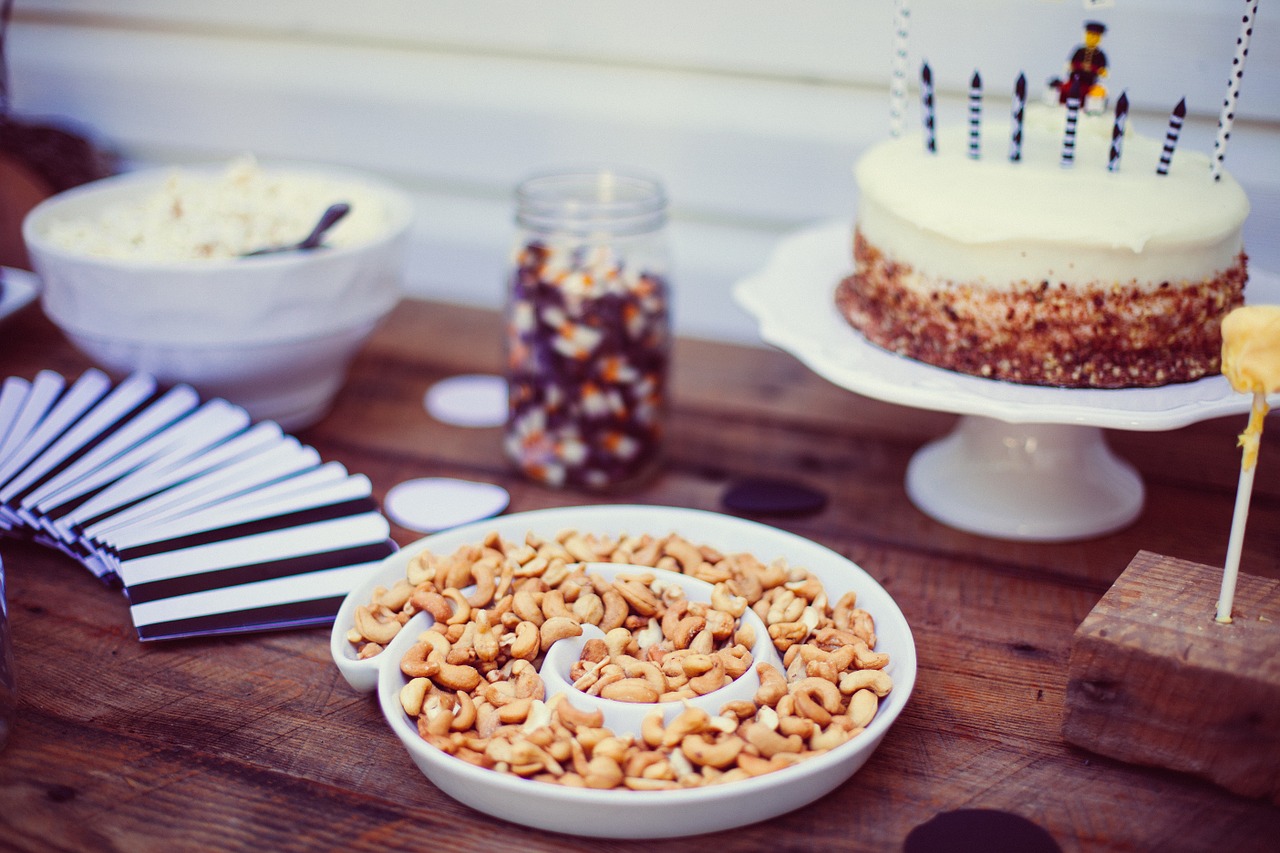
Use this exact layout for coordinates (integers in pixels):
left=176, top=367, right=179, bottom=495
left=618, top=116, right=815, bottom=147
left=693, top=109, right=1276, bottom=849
left=244, top=202, right=351, bottom=256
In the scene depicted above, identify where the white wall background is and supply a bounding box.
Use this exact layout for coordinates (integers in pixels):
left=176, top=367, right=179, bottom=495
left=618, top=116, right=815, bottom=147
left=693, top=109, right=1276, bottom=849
left=8, top=0, right=1279, bottom=345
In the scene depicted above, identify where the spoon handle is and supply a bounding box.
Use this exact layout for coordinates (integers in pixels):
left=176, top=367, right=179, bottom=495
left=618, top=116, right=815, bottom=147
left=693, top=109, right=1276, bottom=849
left=299, top=202, right=352, bottom=250
left=244, top=202, right=351, bottom=256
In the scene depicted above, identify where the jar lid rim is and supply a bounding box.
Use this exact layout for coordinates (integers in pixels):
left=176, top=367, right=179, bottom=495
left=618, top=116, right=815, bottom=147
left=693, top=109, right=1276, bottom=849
left=515, top=168, right=667, bottom=215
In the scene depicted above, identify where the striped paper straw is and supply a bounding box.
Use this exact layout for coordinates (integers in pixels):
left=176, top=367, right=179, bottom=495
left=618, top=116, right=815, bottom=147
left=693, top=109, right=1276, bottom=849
left=889, top=1, right=911, bottom=137
left=921, top=62, right=936, bottom=153
left=1108, top=92, right=1129, bottom=172
left=968, top=71, right=982, bottom=159
left=1212, top=0, right=1259, bottom=181
left=1009, top=73, right=1027, bottom=162
left=1060, top=85, right=1082, bottom=167
left=1157, top=98, right=1187, bottom=175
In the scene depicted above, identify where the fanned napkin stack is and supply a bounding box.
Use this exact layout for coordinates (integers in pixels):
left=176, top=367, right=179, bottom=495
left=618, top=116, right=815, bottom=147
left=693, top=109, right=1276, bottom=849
left=0, top=368, right=396, bottom=640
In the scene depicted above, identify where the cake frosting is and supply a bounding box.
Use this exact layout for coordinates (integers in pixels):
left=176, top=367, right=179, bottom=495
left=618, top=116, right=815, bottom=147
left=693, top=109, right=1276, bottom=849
left=837, top=103, right=1251, bottom=388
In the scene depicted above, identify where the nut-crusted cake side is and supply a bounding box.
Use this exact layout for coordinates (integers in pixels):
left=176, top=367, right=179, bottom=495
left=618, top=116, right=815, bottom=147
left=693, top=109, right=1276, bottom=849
left=838, top=229, right=1248, bottom=388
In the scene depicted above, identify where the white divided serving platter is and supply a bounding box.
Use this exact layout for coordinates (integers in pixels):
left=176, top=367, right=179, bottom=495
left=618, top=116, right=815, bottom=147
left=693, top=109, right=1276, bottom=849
left=330, top=504, right=916, bottom=839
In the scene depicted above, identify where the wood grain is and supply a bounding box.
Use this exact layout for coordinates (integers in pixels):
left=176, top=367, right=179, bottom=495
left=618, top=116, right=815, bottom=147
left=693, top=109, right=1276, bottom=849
left=1064, top=550, right=1280, bottom=803
left=2, top=299, right=1278, bottom=851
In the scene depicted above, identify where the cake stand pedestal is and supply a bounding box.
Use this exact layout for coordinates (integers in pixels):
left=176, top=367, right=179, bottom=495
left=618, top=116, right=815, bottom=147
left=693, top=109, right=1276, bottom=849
left=906, top=417, right=1143, bottom=541
left=734, top=220, right=1278, bottom=542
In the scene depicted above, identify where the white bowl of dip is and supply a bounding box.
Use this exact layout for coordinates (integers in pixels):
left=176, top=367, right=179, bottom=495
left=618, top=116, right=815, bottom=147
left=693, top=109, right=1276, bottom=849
left=22, top=158, right=414, bottom=430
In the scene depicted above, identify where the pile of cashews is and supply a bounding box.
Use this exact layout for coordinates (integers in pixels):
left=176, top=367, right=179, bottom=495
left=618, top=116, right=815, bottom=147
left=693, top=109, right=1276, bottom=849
left=347, top=528, right=891, bottom=790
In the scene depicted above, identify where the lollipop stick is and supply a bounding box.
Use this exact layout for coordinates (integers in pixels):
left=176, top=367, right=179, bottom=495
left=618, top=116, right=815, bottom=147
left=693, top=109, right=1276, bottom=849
left=1216, top=390, right=1267, bottom=623
left=1216, top=454, right=1256, bottom=623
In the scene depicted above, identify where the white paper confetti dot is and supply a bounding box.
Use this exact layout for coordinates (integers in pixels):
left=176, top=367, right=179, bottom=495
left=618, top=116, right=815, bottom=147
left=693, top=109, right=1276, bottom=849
left=383, top=477, right=510, bottom=533
left=424, top=374, right=508, bottom=428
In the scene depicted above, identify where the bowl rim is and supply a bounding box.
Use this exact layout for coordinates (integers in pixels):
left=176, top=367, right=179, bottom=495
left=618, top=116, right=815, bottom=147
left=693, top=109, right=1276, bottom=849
left=22, top=160, right=416, bottom=272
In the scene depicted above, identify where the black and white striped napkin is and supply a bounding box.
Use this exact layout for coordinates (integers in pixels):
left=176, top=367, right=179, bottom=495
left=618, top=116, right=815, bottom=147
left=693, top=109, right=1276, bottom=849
left=0, top=368, right=396, bottom=641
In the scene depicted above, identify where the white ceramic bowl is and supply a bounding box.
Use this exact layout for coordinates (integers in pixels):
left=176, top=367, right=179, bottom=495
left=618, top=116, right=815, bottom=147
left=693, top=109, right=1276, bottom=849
left=330, top=504, right=917, bottom=839
left=22, top=163, right=414, bottom=430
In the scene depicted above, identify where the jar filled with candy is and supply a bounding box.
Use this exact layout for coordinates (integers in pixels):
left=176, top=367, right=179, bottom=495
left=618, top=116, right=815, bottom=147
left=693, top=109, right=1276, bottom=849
left=504, top=168, right=671, bottom=490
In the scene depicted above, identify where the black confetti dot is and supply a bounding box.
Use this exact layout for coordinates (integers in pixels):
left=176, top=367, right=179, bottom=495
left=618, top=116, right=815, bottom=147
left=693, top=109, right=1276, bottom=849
left=721, top=477, right=827, bottom=517
left=905, top=809, right=1061, bottom=853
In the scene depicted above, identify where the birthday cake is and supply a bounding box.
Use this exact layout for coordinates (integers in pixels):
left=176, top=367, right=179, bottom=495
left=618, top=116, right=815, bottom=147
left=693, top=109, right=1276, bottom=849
left=835, top=101, right=1251, bottom=389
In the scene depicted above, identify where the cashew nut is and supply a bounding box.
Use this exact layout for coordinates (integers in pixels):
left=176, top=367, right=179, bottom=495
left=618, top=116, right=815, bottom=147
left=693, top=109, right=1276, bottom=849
left=540, top=588, right=573, bottom=620
left=512, top=589, right=544, bottom=626
left=614, top=578, right=660, bottom=617
left=465, top=560, right=498, bottom=608
left=598, top=587, right=629, bottom=632
left=743, top=722, right=804, bottom=758
left=440, top=588, right=472, bottom=626
left=354, top=604, right=401, bottom=645
left=839, top=669, right=893, bottom=697
left=399, top=677, right=432, bottom=717
left=851, top=639, right=890, bottom=670
left=539, top=615, right=583, bottom=652
left=754, top=662, right=787, bottom=707
left=660, top=705, right=711, bottom=747
left=680, top=733, right=744, bottom=769
left=847, top=688, right=879, bottom=728
left=572, top=592, right=605, bottom=626
left=505, top=619, right=540, bottom=661
left=688, top=659, right=727, bottom=695
left=555, top=696, right=606, bottom=731
left=600, top=677, right=660, bottom=704
left=434, top=659, right=483, bottom=692
left=372, top=578, right=415, bottom=611
left=583, top=756, right=624, bottom=789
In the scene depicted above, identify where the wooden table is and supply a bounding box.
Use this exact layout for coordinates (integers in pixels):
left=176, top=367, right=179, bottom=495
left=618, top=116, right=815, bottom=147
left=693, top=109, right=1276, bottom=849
left=1, top=298, right=1277, bottom=851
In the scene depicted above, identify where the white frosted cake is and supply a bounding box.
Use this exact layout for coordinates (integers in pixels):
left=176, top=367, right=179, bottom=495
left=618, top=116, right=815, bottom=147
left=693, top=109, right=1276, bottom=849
left=836, top=104, right=1250, bottom=387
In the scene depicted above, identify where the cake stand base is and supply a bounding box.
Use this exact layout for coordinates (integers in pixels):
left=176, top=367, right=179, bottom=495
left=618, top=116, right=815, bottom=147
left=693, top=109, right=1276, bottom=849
left=905, top=416, right=1144, bottom=542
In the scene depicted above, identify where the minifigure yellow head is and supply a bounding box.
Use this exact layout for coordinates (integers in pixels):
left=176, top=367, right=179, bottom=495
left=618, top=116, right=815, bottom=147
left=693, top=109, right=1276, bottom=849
left=1084, top=21, right=1106, bottom=48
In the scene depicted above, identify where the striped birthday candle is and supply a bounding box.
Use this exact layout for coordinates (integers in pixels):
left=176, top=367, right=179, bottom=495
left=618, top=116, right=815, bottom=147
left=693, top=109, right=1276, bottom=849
left=968, top=70, right=982, bottom=159
left=889, top=0, right=911, bottom=137
left=1157, top=98, right=1187, bottom=175
left=921, top=62, right=936, bottom=153
left=1108, top=92, right=1129, bottom=172
left=1060, top=84, right=1082, bottom=167
left=1009, top=73, right=1027, bottom=162
left=1212, top=0, right=1259, bottom=181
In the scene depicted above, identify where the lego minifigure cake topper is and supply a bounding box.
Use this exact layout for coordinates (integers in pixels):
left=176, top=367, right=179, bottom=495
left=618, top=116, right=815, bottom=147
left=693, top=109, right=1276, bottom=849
left=1048, top=20, right=1110, bottom=113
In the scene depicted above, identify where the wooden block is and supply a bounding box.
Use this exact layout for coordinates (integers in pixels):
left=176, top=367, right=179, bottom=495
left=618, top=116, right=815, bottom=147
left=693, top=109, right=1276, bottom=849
left=1063, top=550, right=1280, bottom=804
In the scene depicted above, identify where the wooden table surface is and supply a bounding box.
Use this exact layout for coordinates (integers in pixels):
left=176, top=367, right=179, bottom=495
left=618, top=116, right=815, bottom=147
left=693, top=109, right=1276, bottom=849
left=1, top=298, right=1277, bottom=851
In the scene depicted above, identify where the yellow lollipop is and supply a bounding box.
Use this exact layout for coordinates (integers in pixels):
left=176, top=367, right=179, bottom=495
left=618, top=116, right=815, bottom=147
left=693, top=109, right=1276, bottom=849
left=1216, top=305, right=1280, bottom=623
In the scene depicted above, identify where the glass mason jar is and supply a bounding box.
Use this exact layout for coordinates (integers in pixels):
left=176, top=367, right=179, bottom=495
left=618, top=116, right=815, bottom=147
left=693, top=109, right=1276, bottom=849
left=503, top=168, right=671, bottom=490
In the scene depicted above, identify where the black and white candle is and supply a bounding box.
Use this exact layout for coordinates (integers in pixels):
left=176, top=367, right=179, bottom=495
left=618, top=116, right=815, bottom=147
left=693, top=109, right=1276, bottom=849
left=1009, top=73, right=1027, bottom=162
left=889, top=0, right=911, bottom=137
left=1060, top=84, right=1082, bottom=167
left=968, top=70, right=982, bottom=159
left=1212, top=0, right=1258, bottom=181
left=1108, top=92, right=1129, bottom=172
left=1157, top=98, right=1187, bottom=176
left=921, top=62, right=936, bottom=153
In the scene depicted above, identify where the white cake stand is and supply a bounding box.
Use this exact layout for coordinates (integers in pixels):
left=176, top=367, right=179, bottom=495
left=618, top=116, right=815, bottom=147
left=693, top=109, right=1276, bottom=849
left=734, top=221, right=1279, bottom=542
